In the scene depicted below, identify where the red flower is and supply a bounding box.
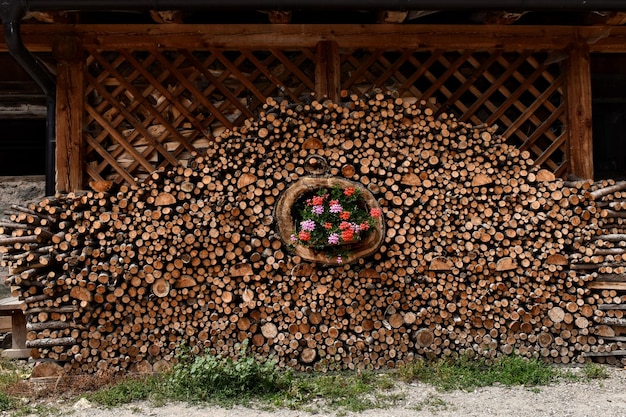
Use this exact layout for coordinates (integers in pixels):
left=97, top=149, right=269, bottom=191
left=360, top=222, right=370, bottom=231
left=312, top=196, right=324, bottom=206
left=340, top=211, right=351, bottom=220
left=343, top=187, right=355, bottom=197
left=339, top=221, right=351, bottom=230
left=370, top=207, right=382, bottom=217
left=298, top=230, right=311, bottom=241
left=341, top=229, right=354, bottom=241
left=324, top=222, right=333, bottom=229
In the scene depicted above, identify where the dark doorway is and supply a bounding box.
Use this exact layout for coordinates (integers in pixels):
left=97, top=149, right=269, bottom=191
left=0, top=53, right=47, bottom=177
left=591, top=54, right=626, bottom=180
left=0, top=119, right=46, bottom=176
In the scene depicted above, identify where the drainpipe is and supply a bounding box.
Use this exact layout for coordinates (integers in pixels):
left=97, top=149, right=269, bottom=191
left=1, top=0, right=56, bottom=196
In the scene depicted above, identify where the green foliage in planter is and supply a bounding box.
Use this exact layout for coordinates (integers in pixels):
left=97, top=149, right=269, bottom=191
left=290, top=184, right=382, bottom=263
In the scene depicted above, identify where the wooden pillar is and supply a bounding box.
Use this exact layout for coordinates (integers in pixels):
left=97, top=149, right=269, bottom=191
left=54, top=36, right=85, bottom=192
left=315, top=41, right=341, bottom=102
left=565, top=42, right=594, bottom=180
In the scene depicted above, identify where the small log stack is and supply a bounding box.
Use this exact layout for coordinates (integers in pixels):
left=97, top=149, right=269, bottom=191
left=0, top=92, right=614, bottom=373
left=571, top=180, right=626, bottom=364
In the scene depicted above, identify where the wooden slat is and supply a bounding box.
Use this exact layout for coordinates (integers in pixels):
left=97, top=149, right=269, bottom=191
left=315, top=41, right=340, bottom=101
left=420, top=50, right=475, bottom=102
left=434, top=51, right=503, bottom=117
left=149, top=49, right=235, bottom=130
left=582, top=350, right=626, bottom=357
left=588, top=281, right=626, bottom=291
left=54, top=36, right=85, bottom=192
left=180, top=50, right=255, bottom=121
left=598, top=304, right=626, bottom=310
left=565, top=42, right=594, bottom=180
left=459, top=52, right=531, bottom=123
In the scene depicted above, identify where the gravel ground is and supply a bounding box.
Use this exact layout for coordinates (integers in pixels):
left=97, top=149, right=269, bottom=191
left=15, top=366, right=623, bottom=417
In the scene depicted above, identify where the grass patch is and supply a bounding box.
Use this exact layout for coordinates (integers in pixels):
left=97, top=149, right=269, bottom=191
left=272, top=370, right=402, bottom=413
left=582, top=362, right=610, bottom=379
left=9, top=346, right=612, bottom=415
left=87, top=344, right=402, bottom=414
left=86, top=374, right=167, bottom=408
left=0, top=358, right=29, bottom=412
left=397, top=354, right=561, bottom=391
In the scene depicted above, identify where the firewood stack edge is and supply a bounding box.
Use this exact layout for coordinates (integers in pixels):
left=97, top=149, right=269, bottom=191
left=2, top=92, right=624, bottom=374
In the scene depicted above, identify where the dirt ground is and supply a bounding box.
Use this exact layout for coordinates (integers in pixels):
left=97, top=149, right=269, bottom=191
left=2, top=177, right=626, bottom=417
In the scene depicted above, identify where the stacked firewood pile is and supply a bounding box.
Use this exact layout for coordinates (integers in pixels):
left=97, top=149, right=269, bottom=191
left=571, top=180, right=626, bottom=363
left=0, top=92, right=616, bottom=374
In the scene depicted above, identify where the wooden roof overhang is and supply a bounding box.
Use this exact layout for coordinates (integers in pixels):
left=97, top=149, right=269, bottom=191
left=3, top=24, right=626, bottom=53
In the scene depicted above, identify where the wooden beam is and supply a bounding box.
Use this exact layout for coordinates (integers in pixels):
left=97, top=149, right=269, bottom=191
left=565, top=42, right=594, bottom=180
left=315, top=41, right=340, bottom=101
left=54, top=36, right=85, bottom=192
left=0, top=103, right=46, bottom=119
left=4, top=24, right=626, bottom=52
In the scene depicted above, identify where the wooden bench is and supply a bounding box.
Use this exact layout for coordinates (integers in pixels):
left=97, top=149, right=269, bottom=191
left=0, top=297, right=30, bottom=359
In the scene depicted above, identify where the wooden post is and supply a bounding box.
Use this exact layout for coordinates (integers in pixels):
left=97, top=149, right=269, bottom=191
left=565, top=42, right=593, bottom=180
left=54, top=36, right=85, bottom=192
left=0, top=298, right=29, bottom=359
left=315, top=41, right=340, bottom=101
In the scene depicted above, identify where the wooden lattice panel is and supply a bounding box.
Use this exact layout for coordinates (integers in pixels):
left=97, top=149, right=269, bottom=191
left=83, top=48, right=316, bottom=184
left=340, top=50, right=567, bottom=176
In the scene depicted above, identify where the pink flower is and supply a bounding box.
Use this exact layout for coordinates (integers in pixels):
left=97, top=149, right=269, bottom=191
left=312, top=205, right=324, bottom=215
left=330, top=203, right=342, bottom=214
left=337, top=256, right=343, bottom=264
left=300, top=219, right=316, bottom=231
left=328, top=233, right=339, bottom=245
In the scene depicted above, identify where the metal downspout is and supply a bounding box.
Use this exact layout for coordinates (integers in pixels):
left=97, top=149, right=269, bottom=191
left=1, top=0, right=57, bottom=196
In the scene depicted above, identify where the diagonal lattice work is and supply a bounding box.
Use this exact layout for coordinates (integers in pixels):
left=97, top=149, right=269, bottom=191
left=83, top=48, right=316, bottom=184
left=340, top=50, right=567, bottom=176
left=82, top=47, right=567, bottom=185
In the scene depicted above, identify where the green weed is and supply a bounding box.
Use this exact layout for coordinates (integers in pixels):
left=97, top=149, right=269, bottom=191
left=273, top=371, right=402, bottom=413
left=164, top=341, right=291, bottom=406
left=398, top=354, right=559, bottom=391
left=86, top=374, right=166, bottom=408
left=582, top=362, right=610, bottom=379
